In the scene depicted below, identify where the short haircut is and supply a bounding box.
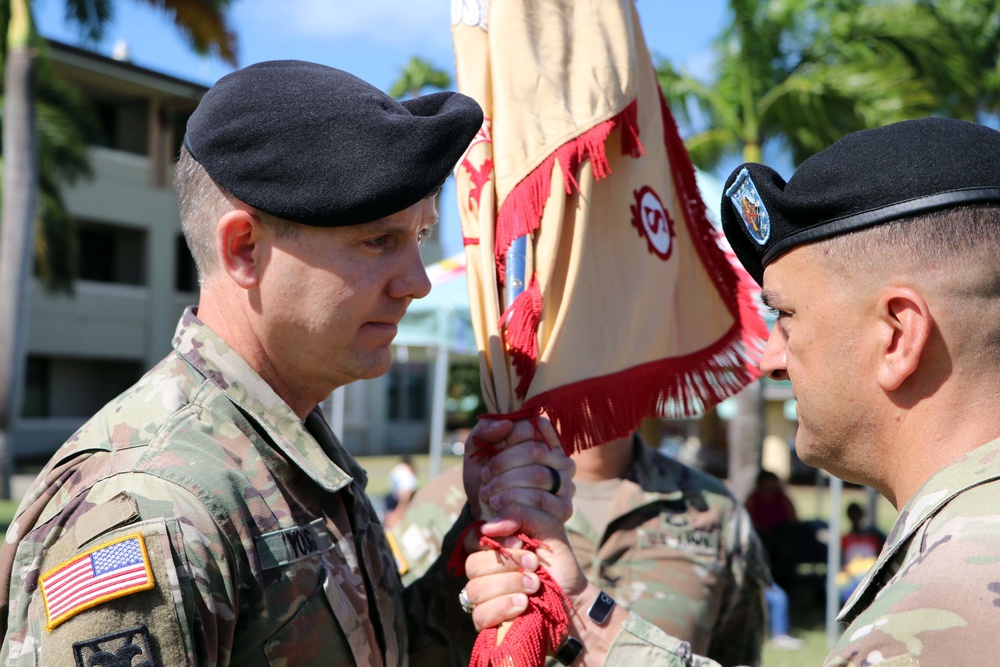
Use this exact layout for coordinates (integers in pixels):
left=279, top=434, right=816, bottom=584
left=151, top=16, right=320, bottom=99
left=818, top=204, right=1000, bottom=365
left=174, top=145, right=299, bottom=283
left=816, top=204, right=1000, bottom=298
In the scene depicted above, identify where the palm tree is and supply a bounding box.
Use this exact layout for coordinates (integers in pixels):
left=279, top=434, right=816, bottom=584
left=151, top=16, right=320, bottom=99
left=0, top=0, right=238, bottom=498
left=389, top=55, right=452, bottom=100
left=658, top=0, right=980, bottom=170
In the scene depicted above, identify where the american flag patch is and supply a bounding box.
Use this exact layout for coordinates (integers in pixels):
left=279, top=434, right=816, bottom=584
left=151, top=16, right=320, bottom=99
left=40, top=533, right=155, bottom=630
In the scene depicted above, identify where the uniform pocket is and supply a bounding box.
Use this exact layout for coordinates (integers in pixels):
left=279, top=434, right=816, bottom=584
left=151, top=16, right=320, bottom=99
left=264, top=565, right=349, bottom=666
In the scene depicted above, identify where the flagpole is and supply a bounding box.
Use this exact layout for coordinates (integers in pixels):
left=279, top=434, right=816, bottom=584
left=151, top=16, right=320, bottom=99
left=505, top=235, right=528, bottom=307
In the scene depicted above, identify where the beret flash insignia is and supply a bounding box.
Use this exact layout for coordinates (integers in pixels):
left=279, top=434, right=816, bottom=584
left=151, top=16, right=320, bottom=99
left=726, top=168, right=770, bottom=246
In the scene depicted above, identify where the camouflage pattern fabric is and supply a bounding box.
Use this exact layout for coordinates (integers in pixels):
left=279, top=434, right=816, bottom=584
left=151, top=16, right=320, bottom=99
left=392, top=437, right=769, bottom=667
left=825, top=436, right=1000, bottom=666
left=587, top=436, right=1000, bottom=667
left=0, top=307, right=473, bottom=666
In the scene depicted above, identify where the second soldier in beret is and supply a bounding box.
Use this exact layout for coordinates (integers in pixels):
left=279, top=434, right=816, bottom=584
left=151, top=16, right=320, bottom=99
left=718, top=116, right=1000, bottom=665
left=461, top=116, right=1000, bottom=666
left=0, top=60, right=577, bottom=666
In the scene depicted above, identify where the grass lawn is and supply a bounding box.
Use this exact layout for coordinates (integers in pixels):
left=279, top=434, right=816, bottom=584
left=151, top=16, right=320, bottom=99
left=763, top=627, right=831, bottom=665
left=0, top=499, right=18, bottom=534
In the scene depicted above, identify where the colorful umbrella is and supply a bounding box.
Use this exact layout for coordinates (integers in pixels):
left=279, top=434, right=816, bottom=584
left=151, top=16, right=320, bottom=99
left=450, top=1, right=767, bottom=664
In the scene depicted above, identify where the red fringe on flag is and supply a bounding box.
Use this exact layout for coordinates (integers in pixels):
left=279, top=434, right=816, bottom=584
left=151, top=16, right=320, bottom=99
left=491, top=78, right=767, bottom=456
left=493, top=99, right=642, bottom=284
left=519, top=323, right=763, bottom=455
left=500, top=276, right=543, bottom=399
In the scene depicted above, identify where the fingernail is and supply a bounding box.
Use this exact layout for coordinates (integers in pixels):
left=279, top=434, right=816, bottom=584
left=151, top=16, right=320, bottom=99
left=489, top=495, right=501, bottom=510
left=502, top=535, right=522, bottom=548
left=511, top=594, right=528, bottom=612
left=520, top=553, right=538, bottom=570
left=522, top=573, right=539, bottom=592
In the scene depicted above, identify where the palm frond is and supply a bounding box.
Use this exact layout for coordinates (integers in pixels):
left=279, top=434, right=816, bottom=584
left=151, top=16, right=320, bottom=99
left=135, top=0, right=238, bottom=65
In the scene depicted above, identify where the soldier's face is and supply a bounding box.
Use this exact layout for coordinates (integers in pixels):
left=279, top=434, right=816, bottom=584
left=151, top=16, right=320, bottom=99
left=758, top=245, right=879, bottom=483
left=258, top=198, right=435, bottom=397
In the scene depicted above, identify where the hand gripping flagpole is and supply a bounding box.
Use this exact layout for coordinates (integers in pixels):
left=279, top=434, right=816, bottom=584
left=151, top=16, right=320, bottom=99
left=450, top=2, right=768, bottom=665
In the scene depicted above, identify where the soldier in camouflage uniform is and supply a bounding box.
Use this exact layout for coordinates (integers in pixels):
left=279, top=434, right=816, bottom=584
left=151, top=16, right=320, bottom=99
left=0, top=61, right=578, bottom=666
left=460, top=117, right=1000, bottom=666
left=393, top=434, right=768, bottom=666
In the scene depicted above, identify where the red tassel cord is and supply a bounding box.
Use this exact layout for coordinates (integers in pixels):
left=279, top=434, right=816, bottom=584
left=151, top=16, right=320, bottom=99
left=468, top=534, right=570, bottom=667
left=443, top=413, right=570, bottom=666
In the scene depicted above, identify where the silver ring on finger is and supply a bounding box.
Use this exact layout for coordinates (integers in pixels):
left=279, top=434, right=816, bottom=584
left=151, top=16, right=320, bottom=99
left=459, top=586, right=475, bottom=614
left=544, top=465, right=561, bottom=495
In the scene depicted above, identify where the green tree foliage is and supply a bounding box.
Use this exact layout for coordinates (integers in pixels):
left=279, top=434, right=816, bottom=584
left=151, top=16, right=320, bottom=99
left=390, top=55, right=452, bottom=100
left=657, top=0, right=992, bottom=169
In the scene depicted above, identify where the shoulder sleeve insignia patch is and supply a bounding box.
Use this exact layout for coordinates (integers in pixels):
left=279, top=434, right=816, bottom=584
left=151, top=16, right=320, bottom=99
left=40, top=533, right=155, bottom=630
left=73, top=624, right=158, bottom=667
left=726, top=167, right=771, bottom=246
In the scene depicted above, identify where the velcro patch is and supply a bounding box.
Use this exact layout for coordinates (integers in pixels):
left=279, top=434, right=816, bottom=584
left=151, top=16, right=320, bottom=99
left=40, top=533, right=155, bottom=630
left=73, top=624, right=159, bottom=667
left=256, top=518, right=335, bottom=570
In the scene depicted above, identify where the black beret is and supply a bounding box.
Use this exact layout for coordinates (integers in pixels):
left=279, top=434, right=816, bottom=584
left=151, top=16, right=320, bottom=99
left=184, top=60, right=483, bottom=226
left=721, top=117, right=1000, bottom=284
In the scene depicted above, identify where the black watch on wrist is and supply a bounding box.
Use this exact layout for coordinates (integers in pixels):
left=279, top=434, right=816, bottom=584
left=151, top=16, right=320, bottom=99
left=588, top=590, right=616, bottom=626
left=554, top=635, right=584, bottom=665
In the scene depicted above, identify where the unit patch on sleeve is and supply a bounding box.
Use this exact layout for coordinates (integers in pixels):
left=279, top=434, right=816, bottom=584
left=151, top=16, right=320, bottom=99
left=73, top=624, right=158, bottom=667
left=39, top=533, right=155, bottom=630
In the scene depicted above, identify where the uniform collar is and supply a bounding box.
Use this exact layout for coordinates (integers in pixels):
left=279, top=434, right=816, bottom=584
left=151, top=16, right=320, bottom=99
left=839, top=436, right=1000, bottom=621
left=172, top=306, right=353, bottom=493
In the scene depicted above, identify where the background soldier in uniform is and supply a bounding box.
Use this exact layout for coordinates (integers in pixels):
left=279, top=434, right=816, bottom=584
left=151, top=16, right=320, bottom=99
left=461, top=117, right=1000, bottom=666
left=0, top=60, right=575, bottom=666
left=392, top=432, right=768, bottom=666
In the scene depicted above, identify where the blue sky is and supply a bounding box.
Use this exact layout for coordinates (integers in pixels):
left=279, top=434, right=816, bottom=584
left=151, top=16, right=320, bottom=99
left=35, top=0, right=733, bottom=256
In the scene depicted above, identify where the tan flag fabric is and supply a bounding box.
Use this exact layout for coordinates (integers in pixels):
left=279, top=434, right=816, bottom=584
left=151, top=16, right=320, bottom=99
left=452, top=0, right=766, bottom=455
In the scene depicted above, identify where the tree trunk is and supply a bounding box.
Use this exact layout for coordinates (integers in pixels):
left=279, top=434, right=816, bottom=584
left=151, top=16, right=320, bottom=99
left=0, top=0, right=39, bottom=499
left=726, top=379, right=764, bottom=502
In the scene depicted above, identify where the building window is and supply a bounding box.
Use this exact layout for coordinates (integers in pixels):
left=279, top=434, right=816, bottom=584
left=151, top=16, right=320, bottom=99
left=388, top=363, right=428, bottom=421
left=78, top=221, right=147, bottom=286
left=91, top=96, right=149, bottom=155
left=175, top=234, right=198, bottom=293
left=21, top=356, right=144, bottom=419
left=22, top=356, right=51, bottom=418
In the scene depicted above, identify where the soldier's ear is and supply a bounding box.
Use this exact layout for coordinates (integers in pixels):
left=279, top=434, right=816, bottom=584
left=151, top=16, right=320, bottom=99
left=875, top=286, right=932, bottom=393
left=216, top=209, right=267, bottom=290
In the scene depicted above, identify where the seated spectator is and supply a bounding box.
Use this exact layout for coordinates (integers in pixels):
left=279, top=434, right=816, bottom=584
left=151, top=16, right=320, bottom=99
left=838, top=502, right=886, bottom=605
left=384, top=455, right=419, bottom=528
